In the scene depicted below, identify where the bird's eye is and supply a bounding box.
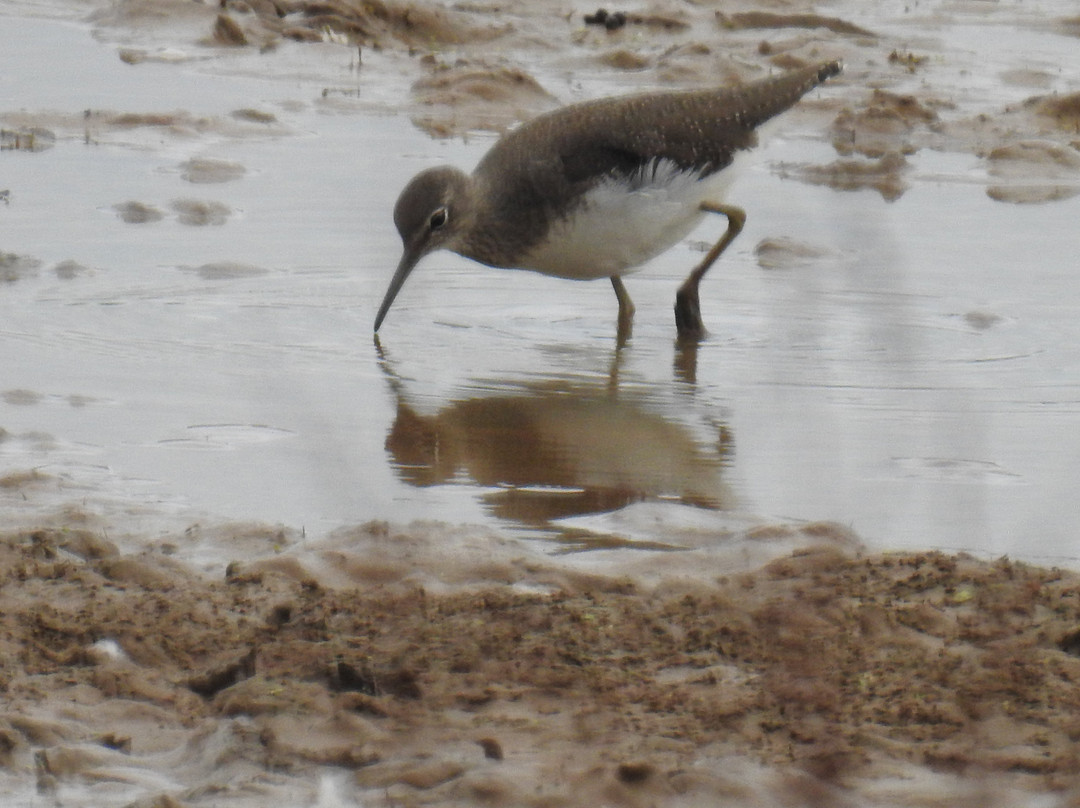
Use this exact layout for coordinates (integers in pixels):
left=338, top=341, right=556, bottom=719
left=429, top=208, right=448, bottom=231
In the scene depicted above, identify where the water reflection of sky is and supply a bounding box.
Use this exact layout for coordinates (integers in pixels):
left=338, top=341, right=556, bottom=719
left=2, top=13, right=1080, bottom=567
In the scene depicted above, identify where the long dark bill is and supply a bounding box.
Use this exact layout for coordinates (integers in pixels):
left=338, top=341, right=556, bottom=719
left=374, top=247, right=422, bottom=332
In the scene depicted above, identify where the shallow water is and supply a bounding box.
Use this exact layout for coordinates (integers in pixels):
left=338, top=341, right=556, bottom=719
left=3, top=10, right=1080, bottom=569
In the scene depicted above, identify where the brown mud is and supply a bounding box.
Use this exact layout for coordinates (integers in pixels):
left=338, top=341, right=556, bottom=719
left=4, top=526, right=1080, bottom=805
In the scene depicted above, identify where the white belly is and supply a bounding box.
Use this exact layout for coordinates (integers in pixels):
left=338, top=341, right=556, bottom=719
left=517, top=159, right=738, bottom=280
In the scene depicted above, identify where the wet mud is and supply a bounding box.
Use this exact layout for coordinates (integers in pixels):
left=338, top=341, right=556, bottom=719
left=61, top=0, right=1075, bottom=209
left=9, top=0, right=1080, bottom=198
left=4, top=528, right=1080, bottom=805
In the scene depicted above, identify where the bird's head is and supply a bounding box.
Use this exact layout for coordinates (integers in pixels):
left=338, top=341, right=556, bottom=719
left=375, top=166, right=472, bottom=332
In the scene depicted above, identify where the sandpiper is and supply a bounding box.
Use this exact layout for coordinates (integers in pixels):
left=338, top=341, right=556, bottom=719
left=375, top=60, right=841, bottom=341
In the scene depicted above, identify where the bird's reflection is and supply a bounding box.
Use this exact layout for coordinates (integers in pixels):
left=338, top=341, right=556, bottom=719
left=378, top=341, right=734, bottom=531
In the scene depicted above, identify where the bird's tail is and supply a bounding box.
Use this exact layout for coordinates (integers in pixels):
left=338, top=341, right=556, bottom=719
left=730, top=60, right=844, bottom=131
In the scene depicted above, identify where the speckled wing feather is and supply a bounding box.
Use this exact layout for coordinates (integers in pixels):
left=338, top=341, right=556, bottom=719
left=478, top=61, right=841, bottom=190
left=560, top=61, right=841, bottom=182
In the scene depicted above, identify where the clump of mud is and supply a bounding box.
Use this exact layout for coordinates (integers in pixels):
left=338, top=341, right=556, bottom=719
left=197, top=0, right=512, bottom=51
left=3, top=527, right=1080, bottom=805
left=73, top=0, right=1080, bottom=200
left=409, top=62, right=558, bottom=137
left=114, top=200, right=164, bottom=223
left=0, top=253, right=43, bottom=283
left=831, top=89, right=941, bottom=158
left=179, top=157, right=246, bottom=184
left=171, top=198, right=231, bottom=225
left=754, top=237, right=834, bottom=270
left=781, top=152, right=909, bottom=201
left=986, top=140, right=1080, bottom=204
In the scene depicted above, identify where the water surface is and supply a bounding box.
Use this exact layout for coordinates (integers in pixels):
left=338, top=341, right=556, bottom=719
left=2, top=11, right=1080, bottom=569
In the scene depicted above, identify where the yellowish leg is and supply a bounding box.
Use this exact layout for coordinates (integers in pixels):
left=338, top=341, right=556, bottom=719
left=675, top=202, right=746, bottom=341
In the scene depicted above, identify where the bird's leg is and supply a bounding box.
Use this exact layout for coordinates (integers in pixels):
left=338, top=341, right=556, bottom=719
left=611, top=275, right=635, bottom=346
left=675, top=202, right=746, bottom=341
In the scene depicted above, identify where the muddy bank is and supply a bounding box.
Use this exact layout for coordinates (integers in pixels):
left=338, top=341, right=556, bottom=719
left=9, top=0, right=1080, bottom=204
left=3, top=526, right=1080, bottom=805
left=73, top=0, right=1080, bottom=201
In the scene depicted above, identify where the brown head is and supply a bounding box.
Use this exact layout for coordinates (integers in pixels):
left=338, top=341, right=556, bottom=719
left=375, top=165, right=473, bottom=332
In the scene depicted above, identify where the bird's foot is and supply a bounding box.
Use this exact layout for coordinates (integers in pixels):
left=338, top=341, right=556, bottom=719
left=674, top=286, right=706, bottom=342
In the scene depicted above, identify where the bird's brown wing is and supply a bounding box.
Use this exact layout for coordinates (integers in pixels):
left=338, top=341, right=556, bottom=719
left=464, top=62, right=840, bottom=265
left=490, top=61, right=842, bottom=187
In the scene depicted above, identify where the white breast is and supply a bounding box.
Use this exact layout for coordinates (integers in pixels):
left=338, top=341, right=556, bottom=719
left=517, top=158, right=739, bottom=281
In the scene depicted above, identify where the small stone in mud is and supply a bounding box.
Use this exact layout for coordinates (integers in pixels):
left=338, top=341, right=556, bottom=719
left=605, top=11, right=627, bottom=30
left=477, top=737, right=503, bottom=760
left=267, top=602, right=293, bottom=627
left=172, top=199, right=231, bottom=226
left=114, top=201, right=164, bottom=224
left=616, top=761, right=654, bottom=783
left=584, top=9, right=627, bottom=30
